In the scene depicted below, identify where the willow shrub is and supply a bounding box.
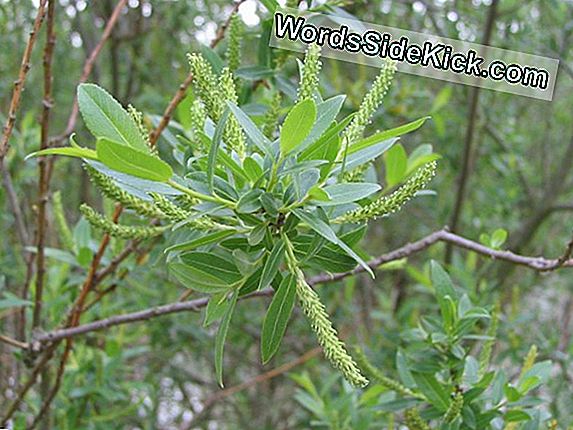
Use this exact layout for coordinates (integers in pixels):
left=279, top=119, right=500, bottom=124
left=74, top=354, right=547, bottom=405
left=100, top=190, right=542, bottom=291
left=29, top=44, right=438, bottom=389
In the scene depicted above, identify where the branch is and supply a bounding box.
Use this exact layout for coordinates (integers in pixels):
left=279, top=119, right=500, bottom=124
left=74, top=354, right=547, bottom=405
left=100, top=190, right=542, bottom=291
left=0, top=334, right=28, bottom=350
left=33, top=0, right=57, bottom=330
left=32, top=228, right=573, bottom=346
left=0, top=0, right=48, bottom=160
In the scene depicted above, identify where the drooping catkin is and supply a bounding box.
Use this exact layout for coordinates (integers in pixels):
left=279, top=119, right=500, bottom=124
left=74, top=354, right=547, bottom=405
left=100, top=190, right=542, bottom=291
left=404, top=409, right=431, bottom=430
left=444, top=392, right=464, bottom=423
left=290, top=262, right=368, bottom=387
left=335, top=161, right=437, bottom=224
left=80, top=204, right=167, bottom=240
left=297, top=44, right=322, bottom=103
left=263, top=91, right=282, bottom=138
left=342, top=60, right=397, bottom=148
left=85, top=165, right=165, bottom=219
left=52, top=191, right=74, bottom=251
left=478, top=302, right=499, bottom=378
left=354, top=348, right=423, bottom=398
left=226, top=13, right=242, bottom=72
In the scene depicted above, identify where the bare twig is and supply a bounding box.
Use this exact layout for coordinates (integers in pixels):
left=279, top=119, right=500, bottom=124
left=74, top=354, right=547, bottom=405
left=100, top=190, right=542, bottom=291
left=0, top=0, right=48, bottom=160
left=33, top=0, right=57, bottom=330
left=0, top=334, right=28, bottom=350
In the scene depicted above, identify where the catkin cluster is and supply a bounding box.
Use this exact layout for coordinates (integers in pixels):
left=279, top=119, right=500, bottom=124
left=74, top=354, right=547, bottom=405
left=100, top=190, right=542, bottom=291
left=296, top=43, right=322, bottom=103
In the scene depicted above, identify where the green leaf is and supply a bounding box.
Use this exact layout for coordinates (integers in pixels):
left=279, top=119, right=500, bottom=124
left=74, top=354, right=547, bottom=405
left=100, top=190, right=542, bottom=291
left=77, top=83, right=149, bottom=152
left=430, top=261, right=458, bottom=321
left=96, top=138, right=173, bottom=182
left=259, top=239, right=285, bottom=290
left=243, top=156, right=264, bottom=182
left=169, top=252, right=243, bottom=293
left=204, top=293, right=229, bottom=327
left=227, top=101, right=272, bottom=157
left=215, top=289, right=239, bottom=387
left=293, top=209, right=374, bottom=277
left=491, top=228, right=508, bottom=248
left=280, top=99, right=317, bottom=155
left=396, top=350, right=416, bottom=389
left=505, top=410, right=531, bottom=422
left=384, top=143, right=408, bottom=187
left=299, top=114, right=353, bottom=162
left=349, top=116, right=430, bottom=154
left=165, top=230, right=236, bottom=254
left=261, top=274, right=297, bottom=363
left=0, top=294, right=33, bottom=310
left=236, top=189, right=264, bottom=213
left=208, top=110, right=229, bottom=192
left=297, top=96, right=345, bottom=153
left=463, top=356, right=480, bottom=386
left=412, top=373, right=449, bottom=411
left=26, top=146, right=98, bottom=161
left=320, top=183, right=381, bottom=206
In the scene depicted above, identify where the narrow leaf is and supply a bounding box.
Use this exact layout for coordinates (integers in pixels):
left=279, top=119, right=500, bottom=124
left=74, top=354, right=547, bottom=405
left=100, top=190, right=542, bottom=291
left=216, top=289, right=239, bottom=387
left=165, top=230, right=236, bottom=254
left=26, top=147, right=98, bottom=161
left=320, top=183, right=381, bottom=206
left=261, top=274, right=297, bottom=363
left=208, top=110, right=229, bottom=192
left=227, top=101, right=272, bottom=156
left=293, top=209, right=374, bottom=277
left=259, top=239, right=285, bottom=290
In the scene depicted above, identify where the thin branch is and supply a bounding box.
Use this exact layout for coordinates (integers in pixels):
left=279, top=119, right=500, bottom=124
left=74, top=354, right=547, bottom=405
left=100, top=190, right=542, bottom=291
left=0, top=334, right=28, bottom=350
left=0, top=0, right=48, bottom=160
left=33, top=0, right=57, bottom=330
left=33, top=228, right=573, bottom=346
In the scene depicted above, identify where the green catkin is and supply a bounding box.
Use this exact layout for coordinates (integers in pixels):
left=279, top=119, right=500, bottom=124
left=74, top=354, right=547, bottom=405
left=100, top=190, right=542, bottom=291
left=297, top=44, right=322, bottom=103
left=174, top=193, right=199, bottom=211
left=188, top=53, right=223, bottom=120
left=52, top=191, right=74, bottom=251
left=80, top=204, right=167, bottom=240
left=150, top=193, right=223, bottom=231
left=263, top=91, right=282, bottom=138
left=342, top=60, right=397, bottom=147
left=478, top=302, right=499, bottom=378
left=335, top=161, right=437, bottom=224
left=85, top=165, right=165, bottom=219
left=404, top=409, right=431, bottom=430
left=149, top=193, right=192, bottom=222
left=189, top=100, right=207, bottom=153
left=219, top=67, right=246, bottom=158
left=287, top=251, right=368, bottom=387
left=444, top=392, right=464, bottom=423
left=354, top=348, right=424, bottom=398
left=520, top=344, right=538, bottom=378
left=226, top=13, right=242, bottom=72
left=128, top=105, right=150, bottom=145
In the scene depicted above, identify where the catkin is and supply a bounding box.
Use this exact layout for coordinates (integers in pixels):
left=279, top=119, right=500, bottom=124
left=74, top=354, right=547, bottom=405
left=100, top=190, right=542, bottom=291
left=80, top=204, right=167, bottom=240
left=297, top=44, right=322, bottom=103
left=335, top=161, right=437, bottom=224
left=52, top=191, right=74, bottom=251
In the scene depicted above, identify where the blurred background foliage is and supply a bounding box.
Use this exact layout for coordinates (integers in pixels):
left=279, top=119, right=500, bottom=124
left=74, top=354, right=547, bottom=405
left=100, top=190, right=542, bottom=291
left=1, top=0, right=573, bottom=428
